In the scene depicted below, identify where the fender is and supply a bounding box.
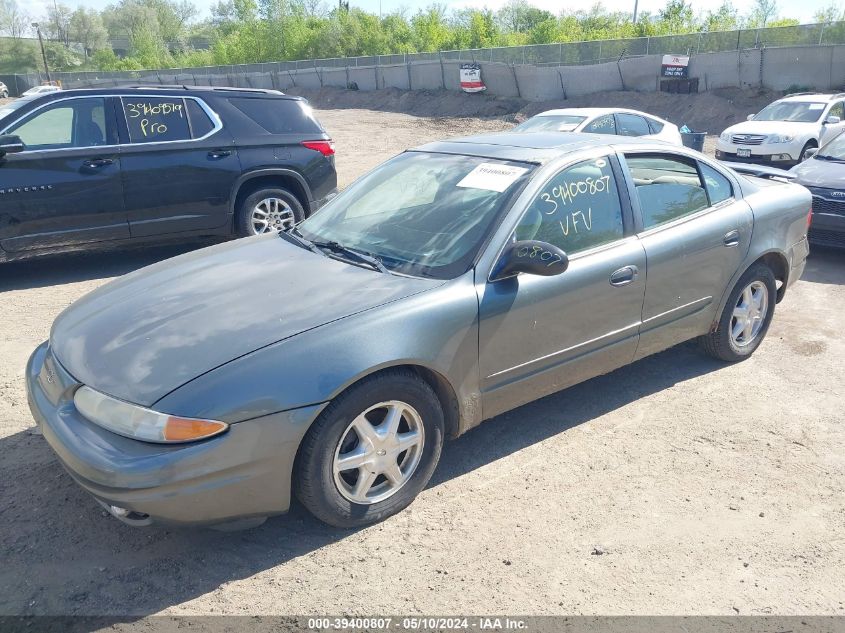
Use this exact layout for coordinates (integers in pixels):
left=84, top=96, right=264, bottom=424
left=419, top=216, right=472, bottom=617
left=229, top=168, right=313, bottom=215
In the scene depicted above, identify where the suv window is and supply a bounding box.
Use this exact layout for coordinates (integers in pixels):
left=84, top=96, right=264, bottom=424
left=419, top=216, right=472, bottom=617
left=122, top=97, right=191, bottom=143
left=7, top=97, right=108, bottom=150
left=616, top=113, right=651, bottom=137
left=186, top=99, right=215, bottom=138
left=699, top=162, right=733, bottom=205
left=229, top=98, right=323, bottom=134
left=514, top=157, right=624, bottom=254
left=625, top=154, right=709, bottom=229
left=582, top=114, right=616, bottom=135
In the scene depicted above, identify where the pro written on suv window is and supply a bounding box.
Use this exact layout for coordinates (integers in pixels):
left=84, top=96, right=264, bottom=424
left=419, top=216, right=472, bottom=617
left=228, top=97, right=323, bottom=134
left=122, top=97, right=191, bottom=143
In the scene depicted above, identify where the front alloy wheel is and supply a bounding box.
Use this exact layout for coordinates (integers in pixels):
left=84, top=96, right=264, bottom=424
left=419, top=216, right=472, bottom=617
left=294, top=369, right=445, bottom=528
left=333, top=400, right=425, bottom=504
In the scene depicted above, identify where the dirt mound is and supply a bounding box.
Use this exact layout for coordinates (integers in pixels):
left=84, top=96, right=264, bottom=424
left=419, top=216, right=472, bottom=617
left=288, top=86, right=786, bottom=134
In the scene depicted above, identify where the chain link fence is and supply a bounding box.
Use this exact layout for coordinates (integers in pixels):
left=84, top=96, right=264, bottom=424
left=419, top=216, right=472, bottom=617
left=10, top=20, right=845, bottom=91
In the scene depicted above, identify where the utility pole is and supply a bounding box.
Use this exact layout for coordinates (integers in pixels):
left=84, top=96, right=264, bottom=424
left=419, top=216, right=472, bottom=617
left=31, top=23, right=52, bottom=84
left=633, top=0, right=639, bottom=23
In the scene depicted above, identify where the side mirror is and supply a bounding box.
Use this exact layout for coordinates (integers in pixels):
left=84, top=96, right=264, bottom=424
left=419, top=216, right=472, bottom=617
left=0, top=134, right=24, bottom=157
left=746, top=114, right=755, bottom=121
left=493, top=240, right=569, bottom=280
left=804, top=147, right=818, bottom=159
left=825, top=115, right=841, bottom=125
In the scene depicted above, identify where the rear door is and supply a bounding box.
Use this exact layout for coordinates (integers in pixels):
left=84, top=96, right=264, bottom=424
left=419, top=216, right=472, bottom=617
left=116, top=95, right=240, bottom=238
left=619, top=151, right=752, bottom=358
left=0, top=96, right=127, bottom=254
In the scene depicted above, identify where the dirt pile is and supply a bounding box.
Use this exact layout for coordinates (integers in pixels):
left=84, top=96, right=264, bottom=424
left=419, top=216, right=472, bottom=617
left=288, top=86, right=786, bottom=134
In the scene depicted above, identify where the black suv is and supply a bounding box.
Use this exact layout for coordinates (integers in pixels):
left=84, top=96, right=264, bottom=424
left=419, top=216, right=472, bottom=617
left=0, top=86, right=337, bottom=262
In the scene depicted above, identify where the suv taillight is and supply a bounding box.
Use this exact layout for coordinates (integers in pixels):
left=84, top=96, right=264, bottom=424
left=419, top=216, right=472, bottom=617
left=301, top=140, right=335, bottom=156
left=807, top=208, right=813, bottom=228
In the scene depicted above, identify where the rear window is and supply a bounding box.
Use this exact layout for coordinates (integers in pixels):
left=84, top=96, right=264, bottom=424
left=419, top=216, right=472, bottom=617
left=646, top=118, right=665, bottom=133
left=229, top=97, right=323, bottom=134
left=186, top=99, right=215, bottom=138
left=122, top=97, right=191, bottom=143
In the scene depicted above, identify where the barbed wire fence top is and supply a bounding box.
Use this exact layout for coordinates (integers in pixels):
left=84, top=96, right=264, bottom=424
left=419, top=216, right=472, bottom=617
left=14, top=20, right=845, bottom=86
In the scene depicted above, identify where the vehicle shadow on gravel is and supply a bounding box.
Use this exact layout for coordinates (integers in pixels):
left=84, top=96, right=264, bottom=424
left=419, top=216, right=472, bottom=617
left=0, top=240, right=220, bottom=292
left=801, top=246, right=845, bottom=286
left=0, top=341, right=722, bottom=619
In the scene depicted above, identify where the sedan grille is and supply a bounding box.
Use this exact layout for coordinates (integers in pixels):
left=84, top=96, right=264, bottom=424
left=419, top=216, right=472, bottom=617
left=811, top=194, right=845, bottom=217
left=731, top=134, right=766, bottom=145
left=809, top=228, right=845, bottom=247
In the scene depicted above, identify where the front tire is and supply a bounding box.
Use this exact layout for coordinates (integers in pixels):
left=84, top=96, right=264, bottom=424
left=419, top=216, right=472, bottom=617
left=799, top=141, right=817, bottom=162
left=235, top=187, right=304, bottom=237
left=294, top=369, right=445, bottom=528
left=700, top=263, right=776, bottom=362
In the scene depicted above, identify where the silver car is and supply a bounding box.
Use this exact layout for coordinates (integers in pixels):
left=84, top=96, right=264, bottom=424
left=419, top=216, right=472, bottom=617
left=26, top=133, right=811, bottom=529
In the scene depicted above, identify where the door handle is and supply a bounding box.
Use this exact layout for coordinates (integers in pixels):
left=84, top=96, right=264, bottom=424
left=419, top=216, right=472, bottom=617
left=724, top=229, right=740, bottom=247
left=82, top=158, right=113, bottom=168
left=610, top=265, right=639, bottom=286
left=208, top=149, right=232, bottom=159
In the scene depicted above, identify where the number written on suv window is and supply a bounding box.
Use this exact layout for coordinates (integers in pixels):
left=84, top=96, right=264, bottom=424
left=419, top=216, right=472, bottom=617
left=123, top=97, right=191, bottom=143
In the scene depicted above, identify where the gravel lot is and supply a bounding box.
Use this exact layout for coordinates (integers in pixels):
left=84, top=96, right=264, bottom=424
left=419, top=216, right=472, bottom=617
left=1, top=106, right=844, bottom=618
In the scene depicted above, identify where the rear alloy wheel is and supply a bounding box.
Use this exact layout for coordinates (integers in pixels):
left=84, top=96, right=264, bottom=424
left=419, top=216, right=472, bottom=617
left=700, top=263, right=776, bottom=362
left=236, top=187, right=304, bottom=237
left=294, top=370, right=444, bottom=528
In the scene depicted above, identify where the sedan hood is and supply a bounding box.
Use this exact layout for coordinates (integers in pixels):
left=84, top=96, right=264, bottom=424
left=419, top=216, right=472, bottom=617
left=790, top=156, right=845, bottom=188
left=51, top=236, right=441, bottom=406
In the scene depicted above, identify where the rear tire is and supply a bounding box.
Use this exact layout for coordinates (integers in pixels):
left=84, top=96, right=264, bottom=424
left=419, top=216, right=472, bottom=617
left=235, top=187, right=304, bottom=237
left=294, top=369, right=445, bottom=528
left=699, top=263, right=776, bottom=362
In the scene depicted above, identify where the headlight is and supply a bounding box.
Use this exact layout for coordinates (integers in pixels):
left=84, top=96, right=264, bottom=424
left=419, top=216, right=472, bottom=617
left=74, top=386, right=228, bottom=443
left=720, top=132, right=731, bottom=142
left=768, top=134, right=794, bottom=144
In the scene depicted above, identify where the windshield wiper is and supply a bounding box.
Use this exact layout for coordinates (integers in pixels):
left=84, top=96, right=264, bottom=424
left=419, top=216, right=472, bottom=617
left=815, top=154, right=845, bottom=162
left=311, top=239, right=389, bottom=274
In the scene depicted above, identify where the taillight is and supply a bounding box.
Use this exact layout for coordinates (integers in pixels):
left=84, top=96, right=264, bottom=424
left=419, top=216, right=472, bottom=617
left=807, top=208, right=813, bottom=228
left=301, top=140, right=335, bottom=156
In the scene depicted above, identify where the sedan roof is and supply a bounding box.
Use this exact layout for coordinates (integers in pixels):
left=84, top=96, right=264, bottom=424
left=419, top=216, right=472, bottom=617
left=414, top=132, right=656, bottom=164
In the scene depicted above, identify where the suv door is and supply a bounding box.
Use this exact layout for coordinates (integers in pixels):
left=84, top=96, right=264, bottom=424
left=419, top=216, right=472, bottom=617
left=477, top=154, right=647, bottom=418
left=620, top=152, right=752, bottom=359
left=116, top=95, right=240, bottom=238
left=0, top=96, right=126, bottom=254
left=820, top=100, right=845, bottom=147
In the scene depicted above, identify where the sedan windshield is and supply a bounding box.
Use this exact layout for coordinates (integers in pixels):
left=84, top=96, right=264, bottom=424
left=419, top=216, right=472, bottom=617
left=512, top=115, right=587, bottom=132
left=753, top=101, right=826, bottom=123
left=817, top=132, right=845, bottom=160
left=297, top=152, right=534, bottom=279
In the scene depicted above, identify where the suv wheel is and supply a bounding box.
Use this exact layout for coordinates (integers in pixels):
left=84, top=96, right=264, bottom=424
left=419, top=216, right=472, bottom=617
left=699, top=263, right=776, bottom=362
left=294, top=369, right=445, bottom=528
left=236, top=187, right=304, bottom=237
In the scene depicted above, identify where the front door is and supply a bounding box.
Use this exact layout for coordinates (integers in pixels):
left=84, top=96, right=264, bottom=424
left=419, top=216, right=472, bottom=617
left=620, top=152, right=752, bottom=358
left=820, top=100, right=845, bottom=147
left=116, top=95, right=240, bottom=238
left=477, top=155, right=647, bottom=419
left=0, top=96, right=127, bottom=253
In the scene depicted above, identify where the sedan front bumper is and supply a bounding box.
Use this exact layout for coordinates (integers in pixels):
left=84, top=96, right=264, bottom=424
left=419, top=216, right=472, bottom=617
left=26, top=341, right=325, bottom=527
left=715, top=140, right=800, bottom=166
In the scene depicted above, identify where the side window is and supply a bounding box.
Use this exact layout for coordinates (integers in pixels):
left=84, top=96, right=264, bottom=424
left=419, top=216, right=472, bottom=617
left=186, top=99, right=215, bottom=138
left=7, top=98, right=108, bottom=150
left=699, top=162, right=733, bottom=205
left=616, top=113, right=651, bottom=137
left=829, top=101, right=844, bottom=120
left=582, top=114, right=616, bottom=135
left=228, top=97, right=323, bottom=134
left=625, top=154, right=709, bottom=229
left=646, top=118, right=665, bottom=134
left=513, top=157, right=624, bottom=254
left=122, top=97, right=191, bottom=143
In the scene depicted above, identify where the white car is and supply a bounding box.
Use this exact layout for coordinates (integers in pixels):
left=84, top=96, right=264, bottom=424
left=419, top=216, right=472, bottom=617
left=21, top=85, right=61, bottom=97
left=0, top=82, right=8, bottom=98
left=511, top=108, right=683, bottom=145
left=716, top=92, right=845, bottom=166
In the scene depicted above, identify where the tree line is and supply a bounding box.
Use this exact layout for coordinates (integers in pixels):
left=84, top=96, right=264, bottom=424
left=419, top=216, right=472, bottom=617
left=0, top=0, right=843, bottom=74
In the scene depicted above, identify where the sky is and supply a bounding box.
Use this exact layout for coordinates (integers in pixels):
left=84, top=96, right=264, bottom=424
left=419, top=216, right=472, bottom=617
left=30, top=0, right=835, bottom=26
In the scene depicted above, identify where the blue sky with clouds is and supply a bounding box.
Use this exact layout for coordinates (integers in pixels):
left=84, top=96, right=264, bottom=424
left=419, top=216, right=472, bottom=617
left=32, top=0, right=836, bottom=25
